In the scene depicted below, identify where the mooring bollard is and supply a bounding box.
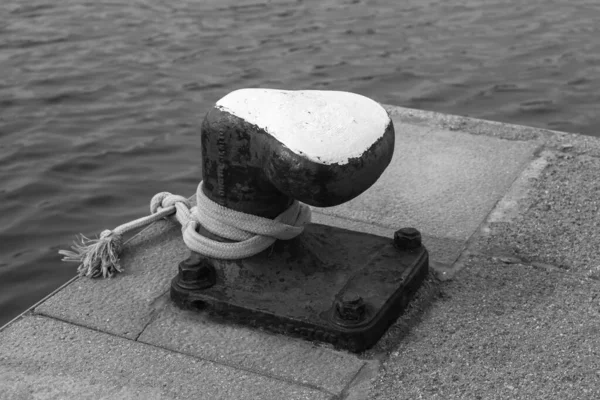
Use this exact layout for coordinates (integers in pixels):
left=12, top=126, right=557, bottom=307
left=60, top=88, right=428, bottom=352
left=170, top=89, right=429, bottom=352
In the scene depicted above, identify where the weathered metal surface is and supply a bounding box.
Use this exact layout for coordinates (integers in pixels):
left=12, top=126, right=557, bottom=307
left=171, top=224, right=428, bottom=353
left=176, top=254, right=216, bottom=290
left=394, top=227, right=423, bottom=250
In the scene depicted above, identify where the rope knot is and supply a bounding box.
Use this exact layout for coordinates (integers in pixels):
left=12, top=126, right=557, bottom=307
left=60, top=181, right=312, bottom=278
left=150, top=192, right=191, bottom=214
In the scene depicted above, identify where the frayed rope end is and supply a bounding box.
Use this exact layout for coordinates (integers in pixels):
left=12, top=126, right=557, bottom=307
left=59, top=230, right=124, bottom=279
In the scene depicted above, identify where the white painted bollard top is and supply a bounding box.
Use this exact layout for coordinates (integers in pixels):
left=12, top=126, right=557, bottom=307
left=216, top=88, right=392, bottom=165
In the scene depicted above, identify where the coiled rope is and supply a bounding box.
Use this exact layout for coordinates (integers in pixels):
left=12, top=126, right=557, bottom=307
left=59, top=181, right=312, bottom=278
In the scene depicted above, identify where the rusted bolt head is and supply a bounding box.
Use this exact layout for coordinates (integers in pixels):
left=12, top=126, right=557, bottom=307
left=336, top=293, right=366, bottom=322
left=394, top=227, right=422, bottom=250
left=178, top=254, right=216, bottom=290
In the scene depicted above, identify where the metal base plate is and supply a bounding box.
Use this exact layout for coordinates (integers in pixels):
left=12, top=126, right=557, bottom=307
left=170, top=223, right=428, bottom=353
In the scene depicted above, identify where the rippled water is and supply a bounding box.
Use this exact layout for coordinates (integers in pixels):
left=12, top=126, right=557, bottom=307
left=1, top=0, right=599, bottom=327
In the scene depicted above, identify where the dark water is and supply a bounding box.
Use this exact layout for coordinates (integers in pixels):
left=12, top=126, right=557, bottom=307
left=1, top=0, right=599, bottom=327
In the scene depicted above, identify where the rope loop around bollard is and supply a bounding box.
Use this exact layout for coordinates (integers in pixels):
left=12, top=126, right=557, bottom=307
left=58, top=181, right=311, bottom=278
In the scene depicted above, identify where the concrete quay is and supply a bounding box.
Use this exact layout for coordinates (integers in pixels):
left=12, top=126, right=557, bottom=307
left=2, top=105, right=600, bottom=399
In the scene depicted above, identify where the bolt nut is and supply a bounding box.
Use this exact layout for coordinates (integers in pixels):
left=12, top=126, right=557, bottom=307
left=336, top=293, right=366, bottom=322
left=177, top=253, right=216, bottom=290
left=394, top=227, right=422, bottom=250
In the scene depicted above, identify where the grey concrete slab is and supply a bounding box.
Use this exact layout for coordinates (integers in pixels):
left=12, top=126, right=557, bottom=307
left=35, top=219, right=187, bottom=339
left=316, top=115, right=539, bottom=242
left=475, top=150, right=600, bottom=278
left=138, top=302, right=365, bottom=396
left=384, top=105, right=600, bottom=158
left=369, top=254, right=600, bottom=400
left=0, top=316, right=332, bottom=400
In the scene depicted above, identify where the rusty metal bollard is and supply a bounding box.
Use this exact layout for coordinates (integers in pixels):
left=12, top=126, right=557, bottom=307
left=170, top=89, right=428, bottom=352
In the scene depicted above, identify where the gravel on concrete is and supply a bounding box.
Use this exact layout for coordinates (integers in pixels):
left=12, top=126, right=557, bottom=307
left=476, top=151, right=600, bottom=279
left=369, top=254, right=600, bottom=400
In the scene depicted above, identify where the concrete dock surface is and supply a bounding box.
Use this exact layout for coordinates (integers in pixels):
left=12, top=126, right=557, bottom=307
left=2, top=105, right=599, bottom=399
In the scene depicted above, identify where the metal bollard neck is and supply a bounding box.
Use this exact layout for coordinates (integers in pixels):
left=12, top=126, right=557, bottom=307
left=200, top=111, right=294, bottom=219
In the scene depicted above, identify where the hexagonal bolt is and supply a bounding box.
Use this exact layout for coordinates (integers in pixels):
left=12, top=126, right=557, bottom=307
left=393, top=227, right=422, bottom=250
left=180, top=251, right=205, bottom=268
left=177, top=253, right=216, bottom=290
left=336, top=293, right=366, bottom=322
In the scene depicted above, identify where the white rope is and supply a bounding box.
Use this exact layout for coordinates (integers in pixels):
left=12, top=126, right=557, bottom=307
left=59, top=181, right=311, bottom=278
